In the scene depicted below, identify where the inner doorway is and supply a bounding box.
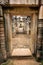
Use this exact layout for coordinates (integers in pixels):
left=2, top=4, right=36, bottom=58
left=11, top=15, right=32, bottom=56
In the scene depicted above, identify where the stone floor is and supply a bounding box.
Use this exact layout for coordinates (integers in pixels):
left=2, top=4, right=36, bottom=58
left=7, top=57, right=41, bottom=65
left=8, top=34, right=41, bottom=65
left=12, top=59, right=40, bottom=65
left=11, top=48, right=32, bottom=56
left=12, top=34, right=32, bottom=56
left=12, top=34, right=30, bottom=48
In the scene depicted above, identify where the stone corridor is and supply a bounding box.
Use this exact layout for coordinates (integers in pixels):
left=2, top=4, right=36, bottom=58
left=12, top=34, right=32, bottom=56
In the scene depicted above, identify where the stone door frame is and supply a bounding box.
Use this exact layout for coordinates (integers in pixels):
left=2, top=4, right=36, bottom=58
left=4, top=7, right=38, bottom=56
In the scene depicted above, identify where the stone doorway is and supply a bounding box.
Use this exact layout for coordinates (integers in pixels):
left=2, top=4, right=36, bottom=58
left=4, top=7, right=38, bottom=57
left=11, top=15, right=32, bottom=56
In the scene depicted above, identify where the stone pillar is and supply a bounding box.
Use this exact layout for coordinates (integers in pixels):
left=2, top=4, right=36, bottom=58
left=30, top=13, right=38, bottom=54
left=4, top=13, right=12, bottom=57
left=39, top=6, right=43, bottom=19
left=37, top=5, right=43, bottom=58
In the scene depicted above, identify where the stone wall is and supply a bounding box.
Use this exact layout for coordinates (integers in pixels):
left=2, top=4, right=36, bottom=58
left=0, top=6, right=7, bottom=61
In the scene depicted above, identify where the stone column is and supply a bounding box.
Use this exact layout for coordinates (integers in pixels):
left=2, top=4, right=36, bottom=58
left=4, top=13, right=12, bottom=57
left=39, top=6, right=43, bottom=19
left=31, top=13, right=38, bottom=54
left=37, top=5, right=43, bottom=58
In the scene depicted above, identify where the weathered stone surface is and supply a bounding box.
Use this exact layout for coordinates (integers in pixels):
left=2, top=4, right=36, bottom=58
left=12, top=48, right=32, bottom=56
left=7, top=59, right=40, bottom=65
left=39, top=6, right=43, bottom=19
left=9, top=0, right=39, bottom=5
